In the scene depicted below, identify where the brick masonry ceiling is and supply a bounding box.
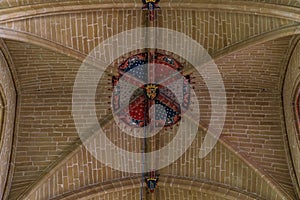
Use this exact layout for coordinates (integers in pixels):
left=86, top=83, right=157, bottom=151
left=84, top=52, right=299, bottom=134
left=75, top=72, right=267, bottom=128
left=1, top=1, right=300, bottom=200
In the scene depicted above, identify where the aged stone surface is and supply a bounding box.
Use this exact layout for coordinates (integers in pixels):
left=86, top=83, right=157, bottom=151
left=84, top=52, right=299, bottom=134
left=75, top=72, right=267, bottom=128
left=283, top=39, right=300, bottom=197
left=0, top=1, right=300, bottom=200
left=0, top=41, right=16, bottom=200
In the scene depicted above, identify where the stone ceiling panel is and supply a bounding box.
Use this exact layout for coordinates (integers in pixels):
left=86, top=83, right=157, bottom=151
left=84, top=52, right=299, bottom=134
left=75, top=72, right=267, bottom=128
left=283, top=39, right=300, bottom=196
left=5, top=39, right=82, bottom=199
left=0, top=0, right=300, bottom=10
left=215, top=36, right=295, bottom=197
left=0, top=41, right=16, bottom=200
left=0, top=10, right=296, bottom=57
left=23, top=123, right=290, bottom=199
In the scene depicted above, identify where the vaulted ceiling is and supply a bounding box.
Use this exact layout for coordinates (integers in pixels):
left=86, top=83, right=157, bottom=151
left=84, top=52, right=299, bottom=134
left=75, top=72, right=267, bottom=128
left=0, top=1, right=300, bottom=200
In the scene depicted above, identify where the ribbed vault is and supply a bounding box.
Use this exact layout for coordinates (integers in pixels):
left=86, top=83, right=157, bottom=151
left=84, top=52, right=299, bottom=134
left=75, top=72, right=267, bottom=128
left=283, top=38, right=300, bottom=198
left=0, top=1, right=300, bottom=200
left=49, top=176, right=263, bottom=200
left=0, top=39, right=17, bottom=200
